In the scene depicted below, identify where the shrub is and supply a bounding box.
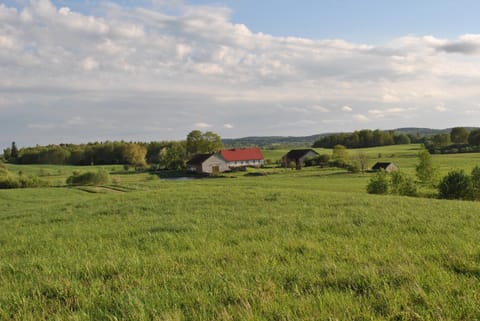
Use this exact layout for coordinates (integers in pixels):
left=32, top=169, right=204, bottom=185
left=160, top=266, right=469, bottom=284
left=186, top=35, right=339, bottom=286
left=66, top=170, right=111, bottom=186
left=416, top=148, right=438, bottom=186
left=367, top=170, right=389, bottom=195
left=0, top=167, right=8, bottom=176
left=471, top=166, right=480, bottom=190
left=317, top=154, right=331, bottom=167
left=19, top=176, right=50, bottom=188
left=346, top=164, right=360, bottom=173
left=0, top=160, right=5, bottom=168
left=390, top=171, right=417, bottom=196
left=438, top=170, right=474, bottom=200
left=0, top=175, right=21, bottom=189
left=0, top=170, right=49, bottom=189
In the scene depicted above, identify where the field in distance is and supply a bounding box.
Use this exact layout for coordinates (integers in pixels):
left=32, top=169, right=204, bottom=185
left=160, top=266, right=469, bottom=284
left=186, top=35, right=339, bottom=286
left=1, top=144, right=480, bottom=320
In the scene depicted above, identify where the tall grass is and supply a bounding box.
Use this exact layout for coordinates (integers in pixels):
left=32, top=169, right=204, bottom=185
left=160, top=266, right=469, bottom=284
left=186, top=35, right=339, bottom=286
left=2, top=167, right=480, bottom=320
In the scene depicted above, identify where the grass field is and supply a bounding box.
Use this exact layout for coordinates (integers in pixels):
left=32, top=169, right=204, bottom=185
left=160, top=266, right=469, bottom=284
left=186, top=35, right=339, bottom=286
left=2, top=144, right=480, bottom=320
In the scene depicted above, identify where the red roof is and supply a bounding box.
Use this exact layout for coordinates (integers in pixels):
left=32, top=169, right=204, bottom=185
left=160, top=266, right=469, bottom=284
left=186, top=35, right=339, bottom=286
left=220, top=148, right=264, bottom=162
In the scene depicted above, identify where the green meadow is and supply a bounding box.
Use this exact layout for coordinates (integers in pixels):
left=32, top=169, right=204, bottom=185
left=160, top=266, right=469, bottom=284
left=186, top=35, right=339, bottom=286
left=1, top=144, right=480, bottom=320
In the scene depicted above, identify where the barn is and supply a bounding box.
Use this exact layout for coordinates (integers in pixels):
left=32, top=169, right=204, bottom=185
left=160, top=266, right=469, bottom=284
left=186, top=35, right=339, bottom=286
left=371, top=162, right=399, bottom=172
left=282, top=149, right=319, bottom=169
left=186, top=153, right=229, bottom=174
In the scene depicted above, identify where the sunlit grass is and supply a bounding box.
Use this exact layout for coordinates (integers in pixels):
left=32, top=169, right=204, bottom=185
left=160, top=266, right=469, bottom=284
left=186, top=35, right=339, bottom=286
left=2, top=145, right=480, bottom=320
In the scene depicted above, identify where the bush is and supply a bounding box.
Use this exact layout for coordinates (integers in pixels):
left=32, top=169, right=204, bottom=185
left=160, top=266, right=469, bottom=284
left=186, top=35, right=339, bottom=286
left=438, top=170, right=474, bottom=200
left=346, top=164, right=360, bottom=173
left=0, top=170, right=49, bottom=189
left=66, top=170, right=111, bottom=186
left=0, top=175, right=21, bottom=189
left=390, top=171, right=417, bottom=196
left=367, top=170, right=389, bottom=194
left=471, top=166, right=480, bottom=190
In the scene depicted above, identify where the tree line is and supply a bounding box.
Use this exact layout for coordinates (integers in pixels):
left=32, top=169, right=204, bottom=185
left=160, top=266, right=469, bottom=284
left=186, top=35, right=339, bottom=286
left=2, top=130, right=224, bottom=169
left=312, top=129, right=420, bottom=149
left=425, top=127, right=480, bottom=154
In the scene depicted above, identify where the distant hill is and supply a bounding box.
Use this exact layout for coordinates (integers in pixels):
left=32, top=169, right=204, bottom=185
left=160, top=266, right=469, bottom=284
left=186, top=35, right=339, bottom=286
left=222, top=127, right=480, bottom=148
left=222, top=134, right=327, bottom=148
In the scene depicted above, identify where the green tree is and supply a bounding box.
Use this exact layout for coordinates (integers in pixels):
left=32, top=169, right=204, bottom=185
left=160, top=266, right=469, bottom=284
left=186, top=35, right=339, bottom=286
left=11, top=142, right=18, bottom=159
left=331, top=144, right=349, bottom=167
left=122, top=143, right=147, bottom=168
left=450, top=127, right=469, bottom=144
left=438, top=170, right=474, bottom=200
left=395, top=134, right=411, bottom=145
left=431, top=133, right=451, bottom=147
left=416, top=148, right=437, bottom=186
left=390, top=171, right=417, bottom=196
left=159, top=142, right=187, bottom=170
left=352, top=151, right=369, bottom=173
left=468, top=129, right=480, bottom=146
left=367, top=170, right=389, bottom=194
left=2, top=148, right=11, bottom=161
left=186, top=130, right=223, bottom=156
left=471, top=166, right=480, bottom=190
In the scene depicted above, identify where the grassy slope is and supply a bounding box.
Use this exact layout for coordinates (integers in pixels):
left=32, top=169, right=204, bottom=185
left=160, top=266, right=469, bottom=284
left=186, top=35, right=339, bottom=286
left=1, top=145, right=480, bottom=320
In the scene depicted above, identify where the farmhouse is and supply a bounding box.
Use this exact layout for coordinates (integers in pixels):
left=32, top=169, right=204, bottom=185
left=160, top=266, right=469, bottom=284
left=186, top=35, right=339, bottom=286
left=221, top=147, right=264, bottom=168
left=282, top=149, right=319, bottom=169
left=372, top=162, right=399, bottom=172
left=187, top=147, right=264, bottom=174
left=186, top=153, right=229, bottom=174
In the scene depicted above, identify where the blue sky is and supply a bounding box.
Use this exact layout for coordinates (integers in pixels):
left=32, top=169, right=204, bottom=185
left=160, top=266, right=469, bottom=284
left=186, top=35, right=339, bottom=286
left=1, top=0, right=480, bottom=147
left=206, top=0, right=480, bottom=42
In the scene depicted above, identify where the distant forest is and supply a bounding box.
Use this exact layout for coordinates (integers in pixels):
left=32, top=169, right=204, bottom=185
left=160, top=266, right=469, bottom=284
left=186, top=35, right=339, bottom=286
left=222, top=128, right=476, bottom=149
left=3, top=127, right=480, bottom=166
left=312, top=129, right=419, bottom=148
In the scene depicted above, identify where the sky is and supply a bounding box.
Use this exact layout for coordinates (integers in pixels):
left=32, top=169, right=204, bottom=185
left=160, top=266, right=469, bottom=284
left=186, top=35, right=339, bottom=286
left=2, top=0, right=480, bottom=148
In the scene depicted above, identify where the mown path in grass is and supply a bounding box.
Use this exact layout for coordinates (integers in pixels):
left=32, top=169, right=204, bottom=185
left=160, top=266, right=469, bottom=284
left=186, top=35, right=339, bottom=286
left=1, top=174, right=480, bottom=320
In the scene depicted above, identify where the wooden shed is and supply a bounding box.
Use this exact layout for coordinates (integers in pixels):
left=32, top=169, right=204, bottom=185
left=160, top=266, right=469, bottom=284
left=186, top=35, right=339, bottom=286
left=371, top=162, right=399, bottom=172
left=186, top=153, right=229, bottom=174
left=282, top=149, right=319, bottom=169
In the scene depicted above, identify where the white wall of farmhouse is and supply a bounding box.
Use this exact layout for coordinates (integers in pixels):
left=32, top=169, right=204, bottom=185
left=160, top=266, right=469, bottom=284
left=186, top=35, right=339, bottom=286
left=227, top=159, right=264, bottom=168
left=201, top=154, right=229, bottom=174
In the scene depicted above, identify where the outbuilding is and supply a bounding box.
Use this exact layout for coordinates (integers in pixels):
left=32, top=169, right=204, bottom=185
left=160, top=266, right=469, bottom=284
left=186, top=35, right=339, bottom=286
left=186, top=153, right=229, bottom=174
left=282, top=149, right=319, bottom=169
left=371, top=162, right=399, bottom=172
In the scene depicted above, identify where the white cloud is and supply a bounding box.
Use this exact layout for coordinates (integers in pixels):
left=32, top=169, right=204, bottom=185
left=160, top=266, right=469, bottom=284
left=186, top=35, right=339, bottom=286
left=435, top=105, right=448, bottom=112
left=1, top=1, right=480, bottom=146
left=66, top=116, right=85, bottom=126
left=27, top=123, right=56, bottom=130
left=310, top=105, right=330, bottom=112
left=223, top=123, right=234, bottom=129
left=195, top=122, right=212, bottom=129
left=82, top=57, right=99, bottom=71
left=353, top=114, right=369, bottom=122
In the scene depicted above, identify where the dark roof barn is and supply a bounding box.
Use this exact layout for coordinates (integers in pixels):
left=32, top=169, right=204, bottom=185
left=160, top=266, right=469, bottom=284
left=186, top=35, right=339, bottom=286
left=372, top=162, right=399, bottom=172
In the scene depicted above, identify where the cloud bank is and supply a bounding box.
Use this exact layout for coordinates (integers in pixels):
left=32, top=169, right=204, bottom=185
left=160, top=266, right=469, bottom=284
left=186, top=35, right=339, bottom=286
left=1, top=1, right=480, bottom=147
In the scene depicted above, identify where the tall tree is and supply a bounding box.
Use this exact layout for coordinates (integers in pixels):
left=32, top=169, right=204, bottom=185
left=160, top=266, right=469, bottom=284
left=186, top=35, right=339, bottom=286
left=352, top=151, right=369, bottom=172
left=186, top=130, right=223, bottom=155
left=11, top=142, right=18, bottom=159
left=468, top=129, right=480, bottom=146
left=331, top=144, right=349, bottom=166
left=159, top=141, right=187, bottom=170
left=416, top=148, right=437, bottom=186
left=122, top=143, right=147, bottom=168
left=431, top=133, right=451, bottom=147
left=186, top=130, right=203, bottom=155
left=450, top=127, right=469, bottom=144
